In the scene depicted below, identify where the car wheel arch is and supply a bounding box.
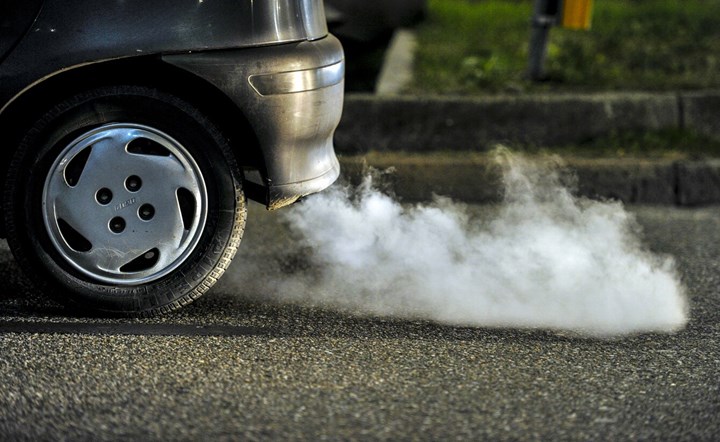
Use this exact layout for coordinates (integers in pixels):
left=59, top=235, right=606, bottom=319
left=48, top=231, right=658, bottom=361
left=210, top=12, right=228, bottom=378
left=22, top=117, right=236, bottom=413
left=0, top=56, right=269, bottom=238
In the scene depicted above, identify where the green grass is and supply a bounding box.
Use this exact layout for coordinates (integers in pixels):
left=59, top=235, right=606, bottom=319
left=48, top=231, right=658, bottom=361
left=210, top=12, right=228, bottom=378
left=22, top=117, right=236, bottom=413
left=531, top=129, right=720, bottom=159
left=411, top=0, right=720, bottom=94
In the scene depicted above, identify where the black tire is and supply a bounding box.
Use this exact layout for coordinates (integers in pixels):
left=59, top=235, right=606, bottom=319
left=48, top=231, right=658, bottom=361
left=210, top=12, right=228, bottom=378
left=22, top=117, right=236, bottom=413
left=3, top=85, right=246, bottom=316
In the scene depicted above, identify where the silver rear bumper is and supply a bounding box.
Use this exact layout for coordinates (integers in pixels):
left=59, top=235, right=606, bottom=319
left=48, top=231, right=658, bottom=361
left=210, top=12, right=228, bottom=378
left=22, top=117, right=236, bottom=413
left=164, top=35, right=344, bottom=209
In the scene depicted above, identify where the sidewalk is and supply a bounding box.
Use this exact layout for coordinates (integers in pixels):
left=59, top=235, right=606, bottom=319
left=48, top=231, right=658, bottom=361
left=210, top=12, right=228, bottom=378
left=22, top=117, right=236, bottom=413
left=332, top=31, right=720, bottom=205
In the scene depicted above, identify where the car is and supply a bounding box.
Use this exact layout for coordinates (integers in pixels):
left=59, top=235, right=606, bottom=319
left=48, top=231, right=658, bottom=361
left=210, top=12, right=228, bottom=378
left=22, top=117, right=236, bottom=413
left=0, top=0, right=345, bottom=316
left=325, top=0, right=427, bottom=42
left=323, top=0, right=426, bottom=92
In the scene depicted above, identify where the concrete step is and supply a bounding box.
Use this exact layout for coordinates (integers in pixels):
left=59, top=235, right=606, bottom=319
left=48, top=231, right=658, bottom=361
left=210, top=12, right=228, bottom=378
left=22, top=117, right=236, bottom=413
left=338, top=153, right=720, bottom=206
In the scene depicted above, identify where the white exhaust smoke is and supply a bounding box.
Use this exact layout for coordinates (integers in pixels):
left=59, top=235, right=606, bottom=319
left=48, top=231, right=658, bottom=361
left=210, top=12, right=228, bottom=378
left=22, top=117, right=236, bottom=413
left=228, top=149, right=688, bottom=337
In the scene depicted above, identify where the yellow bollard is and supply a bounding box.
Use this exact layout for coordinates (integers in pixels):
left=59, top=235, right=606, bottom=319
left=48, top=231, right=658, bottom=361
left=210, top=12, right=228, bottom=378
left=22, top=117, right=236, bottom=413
left=561, top=0, right=593, bottom=30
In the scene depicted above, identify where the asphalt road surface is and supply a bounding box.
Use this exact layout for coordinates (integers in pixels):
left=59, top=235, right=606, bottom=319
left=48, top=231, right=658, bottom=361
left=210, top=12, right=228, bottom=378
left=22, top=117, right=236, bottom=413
left=1, top=204, right=718, bottom=440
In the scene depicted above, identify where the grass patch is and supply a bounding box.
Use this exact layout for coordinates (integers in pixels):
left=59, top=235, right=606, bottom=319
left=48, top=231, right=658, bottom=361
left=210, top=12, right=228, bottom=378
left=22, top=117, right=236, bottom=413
left=560, top=129, right=720, bottom=159
left=411, top=0, right=720, bottom=94
left=342, top=129, right=720, bottom=160
left=510, top=129, right=720, bottom=159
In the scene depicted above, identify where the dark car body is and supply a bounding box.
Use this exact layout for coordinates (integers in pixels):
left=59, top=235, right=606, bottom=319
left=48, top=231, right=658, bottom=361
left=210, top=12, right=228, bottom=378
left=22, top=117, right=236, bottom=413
left=0, top=0, right=344, bottom=212
left=0, top=0, right=344, bottom=315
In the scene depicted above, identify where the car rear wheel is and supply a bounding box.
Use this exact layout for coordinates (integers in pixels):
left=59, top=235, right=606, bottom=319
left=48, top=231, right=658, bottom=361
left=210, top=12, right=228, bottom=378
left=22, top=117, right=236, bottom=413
left=3, top=86, right=246, bottom=316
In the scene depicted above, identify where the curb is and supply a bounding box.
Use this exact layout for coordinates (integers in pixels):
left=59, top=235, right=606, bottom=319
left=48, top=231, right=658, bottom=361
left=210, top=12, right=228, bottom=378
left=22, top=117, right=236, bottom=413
left=335, top=91, right=720, bottom=153
left=333, top=91, right=720, bottom=205
left=337, top=154, right=720, bottom=206
left=375, top=29, right=417, bottom=96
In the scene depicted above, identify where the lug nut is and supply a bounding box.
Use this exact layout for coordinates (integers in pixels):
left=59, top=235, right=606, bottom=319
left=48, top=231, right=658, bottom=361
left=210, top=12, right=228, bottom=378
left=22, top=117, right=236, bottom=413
left=139, top=204, right=155, bottom=221
left=125, top=175, right=142, bottom=192
left=96, top=188, right=113, bottom=205
left=109, top=217, right=126, bottom=233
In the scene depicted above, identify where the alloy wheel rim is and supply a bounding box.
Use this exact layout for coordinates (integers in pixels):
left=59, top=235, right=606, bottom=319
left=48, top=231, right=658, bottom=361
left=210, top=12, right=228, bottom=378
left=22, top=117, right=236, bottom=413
left=42, top=123, right=208, bottom=285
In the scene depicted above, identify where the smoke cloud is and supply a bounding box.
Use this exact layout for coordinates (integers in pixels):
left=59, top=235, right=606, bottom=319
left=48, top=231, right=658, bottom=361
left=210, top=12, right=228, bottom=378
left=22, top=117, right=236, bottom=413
left=226, top=149, right=688, bottom=337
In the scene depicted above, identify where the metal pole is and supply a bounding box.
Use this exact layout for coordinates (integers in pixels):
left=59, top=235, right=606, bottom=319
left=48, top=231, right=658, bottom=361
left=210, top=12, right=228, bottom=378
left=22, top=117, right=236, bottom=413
left=528, top=0, right=558, bottom=81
